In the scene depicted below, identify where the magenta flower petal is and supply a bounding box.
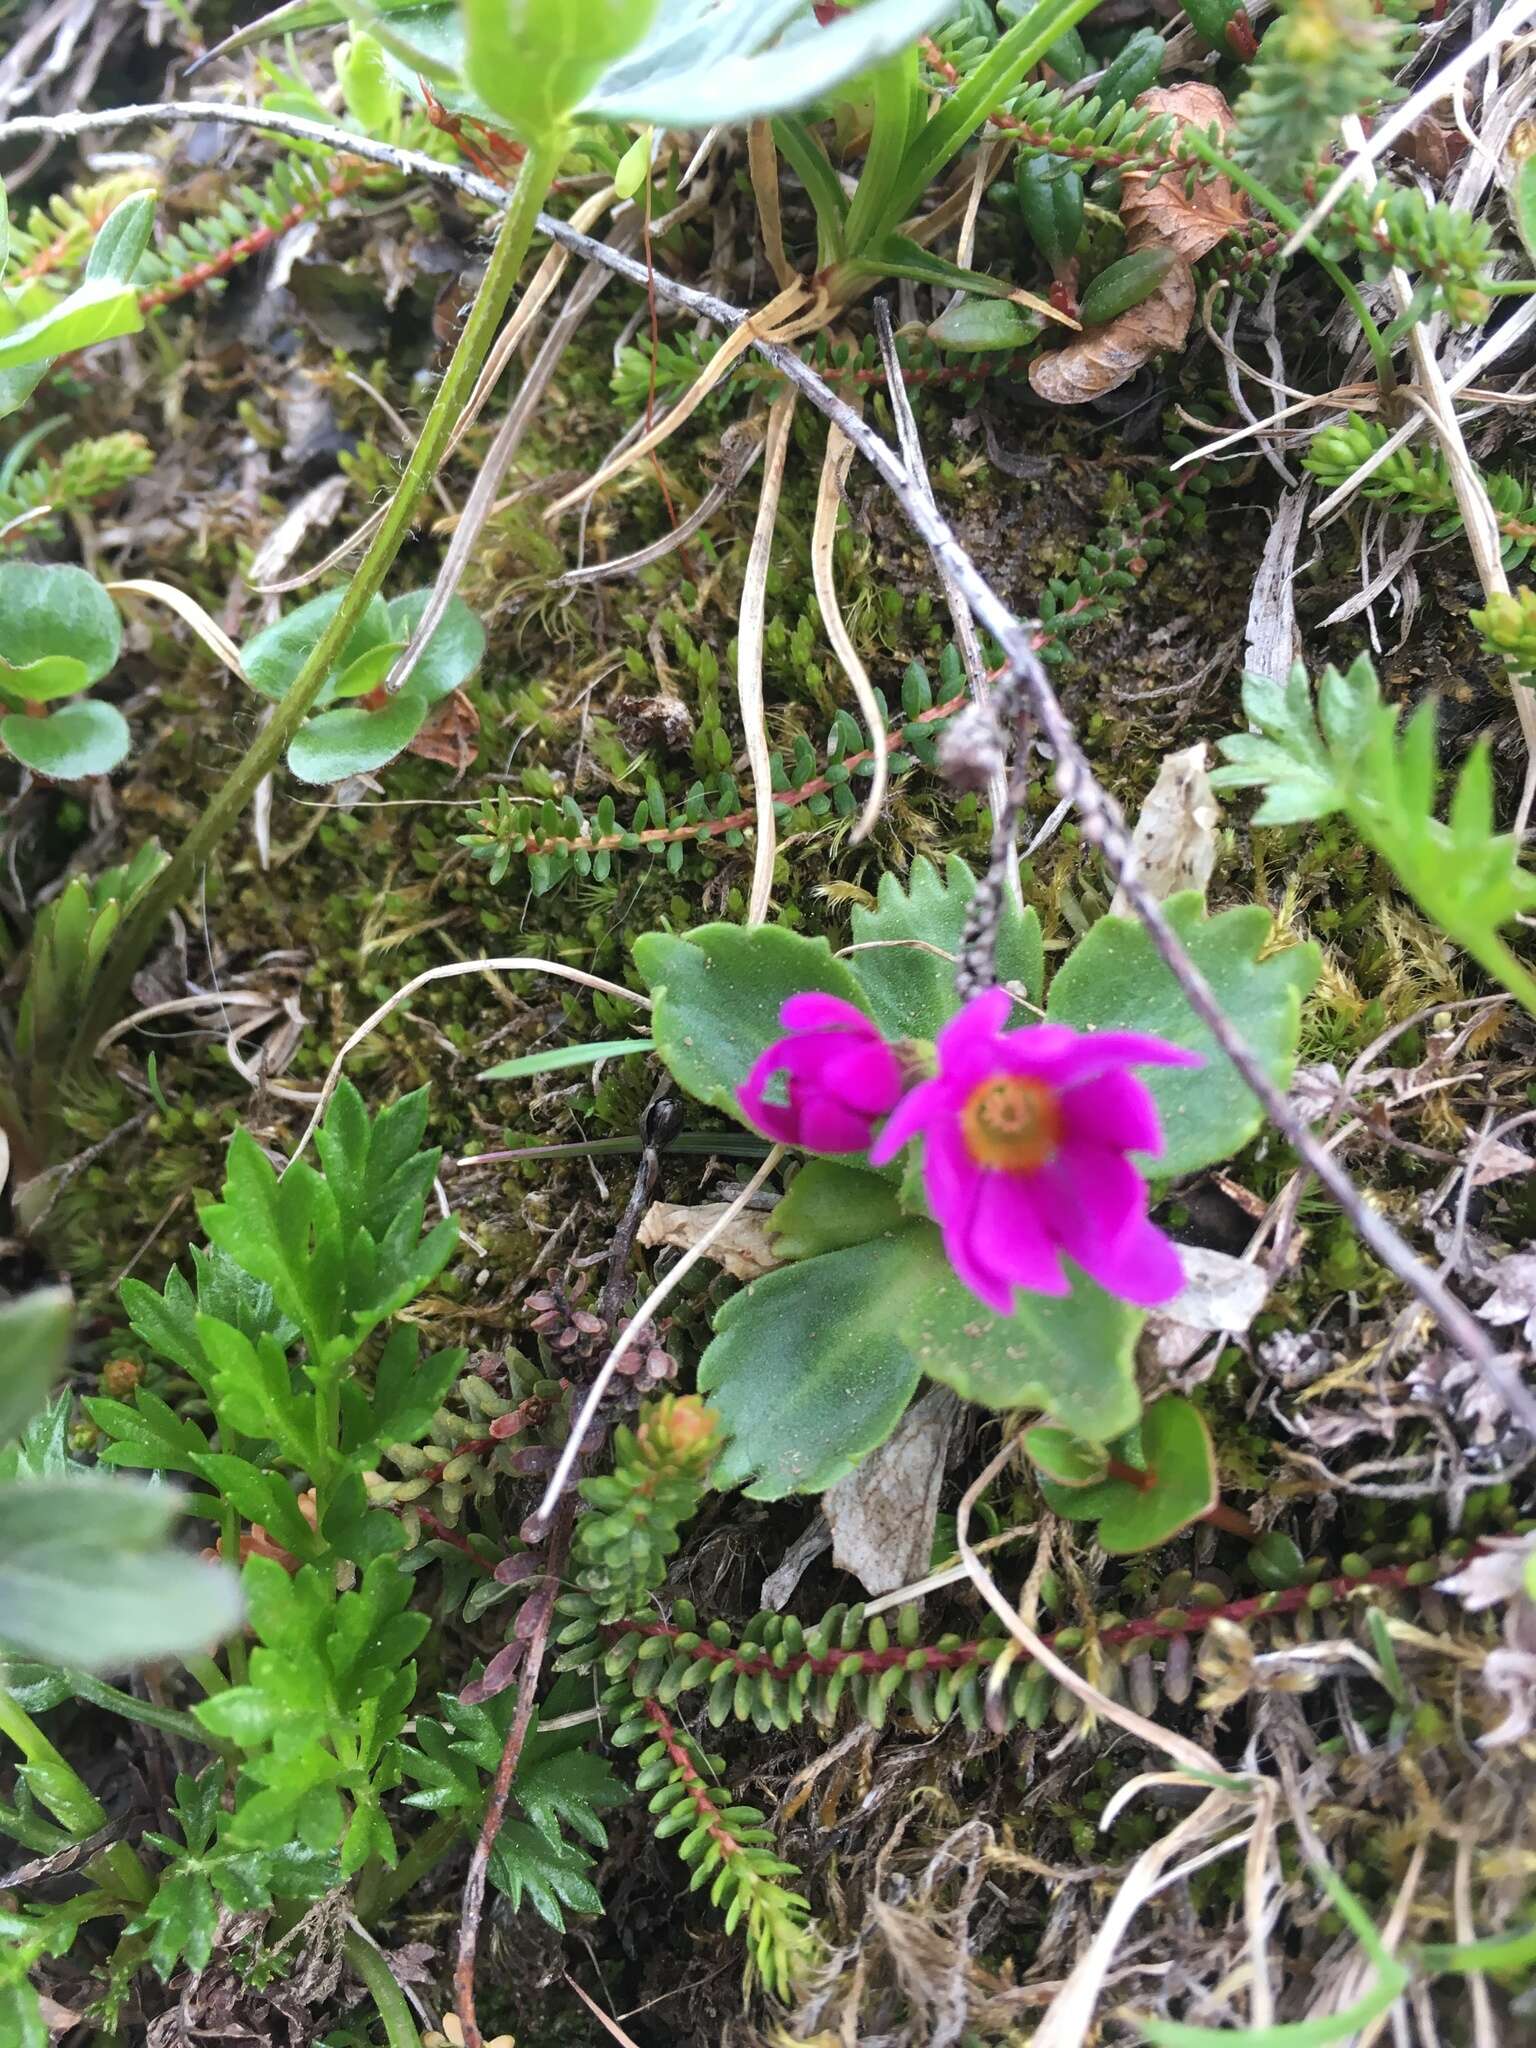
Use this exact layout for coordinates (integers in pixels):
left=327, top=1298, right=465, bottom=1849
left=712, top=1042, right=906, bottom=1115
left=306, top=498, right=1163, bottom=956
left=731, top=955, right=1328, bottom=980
left=737, top=997, right=903, bottom=1154
left=821, top=1038, right=904, bottom=1114
left=934, top=986, right=1014, bottom=1063
left=780, top=991, right=874, bottom=1033
left=1025, top=1030, right=1205, bottom=1090
left=1074, top=1214, right=1186, bottom=1306
left=872, top=989, right=1197, bottom=1316
left=968, top=1174, right=1070, bottom=1298
left=1059, top=1070, right=1165, bottom=1157
left=939, top=1176, right=1014, bottom=1316
left=799, top=1096, right=881, bottom=1154
left=1037, top=1145, right=1146, bottom=1261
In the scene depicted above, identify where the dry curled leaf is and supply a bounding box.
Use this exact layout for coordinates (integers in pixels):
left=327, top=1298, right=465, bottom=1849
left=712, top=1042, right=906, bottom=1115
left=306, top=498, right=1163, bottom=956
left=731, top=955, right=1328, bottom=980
left=407, top=688, right=480, bottom=774
left=1122, top=84, right=1249, bottom=262
left=1142, top=1244, right=1270, bottom=1375
left=822, top=1388, right=957, bottom=1598
left=1110, top=741, right=1219, bottom=915
left=637, top=1198, right=784, bottom=1281
left=1028, top=254, right=1194, bottom=405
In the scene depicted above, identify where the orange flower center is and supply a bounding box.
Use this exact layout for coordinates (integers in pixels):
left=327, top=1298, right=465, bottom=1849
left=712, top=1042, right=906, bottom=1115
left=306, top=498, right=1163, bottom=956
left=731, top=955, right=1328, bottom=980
left=960, top=1074, right=1063, bottom=1173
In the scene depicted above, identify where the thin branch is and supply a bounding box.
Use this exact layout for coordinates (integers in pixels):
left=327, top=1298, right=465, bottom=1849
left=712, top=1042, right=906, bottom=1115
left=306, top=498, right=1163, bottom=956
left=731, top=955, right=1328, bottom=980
left=453, top=1490, right=577, bottom=2048
left=561, top=420, right=763, bottom=586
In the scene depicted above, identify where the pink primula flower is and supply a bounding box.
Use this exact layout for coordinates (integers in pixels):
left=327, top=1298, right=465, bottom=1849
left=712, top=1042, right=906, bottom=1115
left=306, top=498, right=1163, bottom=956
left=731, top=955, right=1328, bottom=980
left=869, top=987, right=1201, bottom=1315
left=740, top=993, right=904, bottom=1153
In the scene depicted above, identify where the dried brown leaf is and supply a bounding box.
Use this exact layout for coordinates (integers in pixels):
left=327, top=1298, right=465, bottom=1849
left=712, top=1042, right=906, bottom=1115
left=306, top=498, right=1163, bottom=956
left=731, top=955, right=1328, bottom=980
left=406, top=688, right=480, bottom=774
left=1110, top=741, right=1219, bottom=915
left=1028, top=256, right=1195, bottom=405
left=637, top=1198, right=783, bottom=1282
left=823, top=1388, right=957, bottom=1597
left=1122, top=85, right=1248, bottom=262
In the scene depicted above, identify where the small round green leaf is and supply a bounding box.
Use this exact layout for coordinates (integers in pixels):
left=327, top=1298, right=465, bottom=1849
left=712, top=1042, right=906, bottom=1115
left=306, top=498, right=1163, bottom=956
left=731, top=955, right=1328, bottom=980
left=767, top=1160, right=905, bottom=1261
left=1249, top=1529, right=1306, bottom=1591
left=328, top=641, right=406, bottom=701
left=1021, top=1423, right=1109, bottom=1488
left=0, top=653, right=92, bottom=704
left=0, top=561, right=121, bottom=683
left=241, top=588, right=393, bottom=702
left=285, top=692, right=429, bottom=783
left=464, top=0, right=659, bottom=140
left=2, top=699, right=130, bottom=778
left=1039, top=1395, right=1217, bottom=1554
left=384, top=590, right=487, bottom=701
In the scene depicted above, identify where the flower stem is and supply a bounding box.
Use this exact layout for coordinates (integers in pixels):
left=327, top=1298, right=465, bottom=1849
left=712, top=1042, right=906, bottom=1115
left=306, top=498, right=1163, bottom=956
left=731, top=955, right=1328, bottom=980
left=344, top=1927, right=425, bottom=2048
left=68, top=133, right=564, bottom=1069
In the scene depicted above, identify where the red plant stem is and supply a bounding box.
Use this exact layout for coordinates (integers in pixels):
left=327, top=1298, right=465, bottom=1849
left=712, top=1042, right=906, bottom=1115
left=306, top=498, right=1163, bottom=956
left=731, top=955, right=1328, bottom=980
left=1103, top=1456, right=1154, bottom=1493
left=413, top=1506, right=495, bottom=1571
left=1202, top=1500, right=1261, bottom=1542
left=641, top=1696, right=742, bottom=1859
left=454, top=1490, right=576, bottom=2048
left=135, top=163, right=376, bottom=312
left=609, top=1558, right=1439, bottom=1681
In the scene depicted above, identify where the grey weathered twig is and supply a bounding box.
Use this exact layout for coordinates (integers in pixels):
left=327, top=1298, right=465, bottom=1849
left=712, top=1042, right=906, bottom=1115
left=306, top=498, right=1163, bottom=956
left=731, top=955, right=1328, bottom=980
left=8, top=93, right=1531, bottom=1427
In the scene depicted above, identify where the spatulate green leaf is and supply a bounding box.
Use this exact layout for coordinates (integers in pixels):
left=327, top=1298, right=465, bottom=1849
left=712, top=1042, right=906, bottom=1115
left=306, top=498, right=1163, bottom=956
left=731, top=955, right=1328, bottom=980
left=1046, top=892, right=1319, bottom=1179
left=636, top=922, right=869, bottom=1129
left=847, top=853, right=1043, bottom=1038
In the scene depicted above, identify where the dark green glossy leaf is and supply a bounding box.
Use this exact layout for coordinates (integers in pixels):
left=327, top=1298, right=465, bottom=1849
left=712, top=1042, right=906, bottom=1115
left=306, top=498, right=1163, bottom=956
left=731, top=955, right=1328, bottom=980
left=927, top=296, right=1041, bottom=351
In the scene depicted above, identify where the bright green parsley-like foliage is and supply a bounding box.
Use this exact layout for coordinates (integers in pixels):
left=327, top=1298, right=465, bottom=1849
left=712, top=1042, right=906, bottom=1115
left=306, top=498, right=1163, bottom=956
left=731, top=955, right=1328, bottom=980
left=84, top=1082, right=467, bottom=1903
left=400, top=1676, right=625, bottom=1931
left=1232, top=0, right=1411, bottom=190
left=136, top=1764, right=334, bottom=1978
left=1213, top=656, right=1536, bottom=1019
